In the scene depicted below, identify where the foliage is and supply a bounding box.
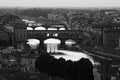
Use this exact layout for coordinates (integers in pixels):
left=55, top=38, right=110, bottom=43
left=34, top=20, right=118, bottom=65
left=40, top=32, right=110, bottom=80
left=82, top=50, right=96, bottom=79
left=0, top=13, right=21, bottom=25
left=17, top=8, right=53, bottom=18
left=35, top=54, right=94, bottom=80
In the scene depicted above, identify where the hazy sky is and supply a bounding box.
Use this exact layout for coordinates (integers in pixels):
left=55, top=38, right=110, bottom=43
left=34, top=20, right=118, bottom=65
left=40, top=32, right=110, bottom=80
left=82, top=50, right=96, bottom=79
left=0, top=0, right=120, bottom=8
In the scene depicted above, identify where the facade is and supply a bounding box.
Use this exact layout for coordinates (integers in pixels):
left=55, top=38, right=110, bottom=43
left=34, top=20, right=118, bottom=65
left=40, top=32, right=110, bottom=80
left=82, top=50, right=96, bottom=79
left=14, top=22, right=27, bottom=50
left=92, top=22, right=120, bottom=48
left=48, top=13, right=66, bottom=22
left=14, top=29, right=27, bottom=41
left=103, top=29, right=120, bottom=48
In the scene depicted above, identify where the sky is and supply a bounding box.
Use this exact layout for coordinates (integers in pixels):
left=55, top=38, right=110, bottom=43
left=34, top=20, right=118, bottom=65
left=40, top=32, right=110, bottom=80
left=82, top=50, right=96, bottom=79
left=0, top=0, right=120, bottom=8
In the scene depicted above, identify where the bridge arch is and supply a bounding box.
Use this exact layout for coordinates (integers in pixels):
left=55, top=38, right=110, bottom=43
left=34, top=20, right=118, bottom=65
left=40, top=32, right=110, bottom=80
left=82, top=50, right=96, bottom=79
left=27, top=27, right=33, bottom=30
left=44, top=38, right=61, bottom=53
left=65, top=39, right=76, bottom=45
left=34, top=26, right=46, bottom=30
left=47, top=28, right=57, bottom=30
left=59, top=28, right=66, bottom=30
left=26, top=39, right=40, bottom=49
left=65, top=39, right=76, bottom=49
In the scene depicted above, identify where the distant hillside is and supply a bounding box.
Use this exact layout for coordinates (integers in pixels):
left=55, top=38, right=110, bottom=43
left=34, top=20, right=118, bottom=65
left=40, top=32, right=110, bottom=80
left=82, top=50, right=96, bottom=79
left=0, top=8, right=51, bottom=18
left=0, top=8, right=70, bottom=18
left=16, top=8, right=52, bottom=18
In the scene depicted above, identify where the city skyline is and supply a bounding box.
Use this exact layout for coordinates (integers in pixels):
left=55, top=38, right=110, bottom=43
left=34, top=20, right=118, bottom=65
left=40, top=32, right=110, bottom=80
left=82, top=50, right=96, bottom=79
left=0, top=0, right=120, bottom=8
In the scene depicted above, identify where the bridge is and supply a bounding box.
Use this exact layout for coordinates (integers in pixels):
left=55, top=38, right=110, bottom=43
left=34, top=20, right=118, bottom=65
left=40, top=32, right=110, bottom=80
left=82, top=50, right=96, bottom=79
left=27, top=30, right=85, bottom=39
left=14, top=22, right=96, bottom=50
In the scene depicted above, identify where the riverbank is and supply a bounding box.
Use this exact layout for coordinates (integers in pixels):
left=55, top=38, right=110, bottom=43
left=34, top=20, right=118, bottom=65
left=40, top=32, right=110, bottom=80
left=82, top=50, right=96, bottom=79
left=71, top=44, right=120, bottom=61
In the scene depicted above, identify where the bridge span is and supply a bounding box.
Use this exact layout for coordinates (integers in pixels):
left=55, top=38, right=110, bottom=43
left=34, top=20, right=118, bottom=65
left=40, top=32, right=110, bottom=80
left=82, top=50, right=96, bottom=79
left=27, top=30, right=92, bottom=39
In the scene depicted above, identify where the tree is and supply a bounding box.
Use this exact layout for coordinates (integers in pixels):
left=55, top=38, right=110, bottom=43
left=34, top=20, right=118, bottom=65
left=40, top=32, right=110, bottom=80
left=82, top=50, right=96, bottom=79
left=35, top=54, right=94, bottom=80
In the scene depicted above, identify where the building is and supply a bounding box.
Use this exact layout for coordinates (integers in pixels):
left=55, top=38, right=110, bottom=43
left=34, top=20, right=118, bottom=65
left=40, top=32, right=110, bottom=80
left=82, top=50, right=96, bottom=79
left=103, top=28, right=120, bottom=48
left=93, top=22, right=120, bottom=48
left=14, top=21, right=27, bottom=50
left=48, top=13, right=66, bottom=22
left=21, top=55, right=37, bottom=72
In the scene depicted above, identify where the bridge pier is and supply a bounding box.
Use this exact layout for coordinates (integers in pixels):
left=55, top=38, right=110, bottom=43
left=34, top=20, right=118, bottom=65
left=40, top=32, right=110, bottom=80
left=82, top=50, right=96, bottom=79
left=60, top=39, right=66, bottom=49
left=38, top=39, right=46, bottom=53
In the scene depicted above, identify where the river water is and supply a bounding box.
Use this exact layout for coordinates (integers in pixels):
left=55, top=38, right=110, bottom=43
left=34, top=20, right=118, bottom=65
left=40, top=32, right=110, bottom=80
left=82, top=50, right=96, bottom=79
left=52, top=50, right=95, bottom=65
left=27, top=39, right=95, bottom=64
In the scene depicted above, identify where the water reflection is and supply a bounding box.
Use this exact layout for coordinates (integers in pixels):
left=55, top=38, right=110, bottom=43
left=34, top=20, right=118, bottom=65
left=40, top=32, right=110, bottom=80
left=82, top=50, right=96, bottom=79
left=27, top=39, right=40, bottom=49
left=46, top=44, right=58, bottom=53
